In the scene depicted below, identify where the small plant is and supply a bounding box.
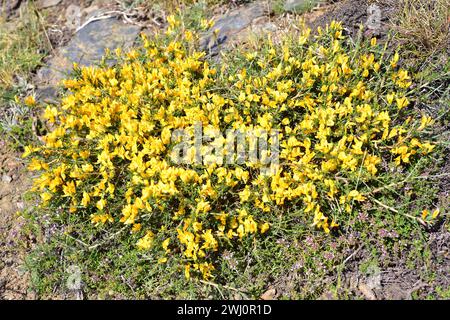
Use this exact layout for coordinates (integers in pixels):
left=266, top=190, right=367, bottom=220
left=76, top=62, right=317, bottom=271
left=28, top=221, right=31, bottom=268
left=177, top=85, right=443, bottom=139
left=0, top=102, right=35, bottom=150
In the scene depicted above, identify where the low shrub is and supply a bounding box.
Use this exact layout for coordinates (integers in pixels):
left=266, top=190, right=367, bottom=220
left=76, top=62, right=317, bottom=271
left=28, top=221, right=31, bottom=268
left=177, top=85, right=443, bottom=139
left=23, top=17, right=435, bottom=280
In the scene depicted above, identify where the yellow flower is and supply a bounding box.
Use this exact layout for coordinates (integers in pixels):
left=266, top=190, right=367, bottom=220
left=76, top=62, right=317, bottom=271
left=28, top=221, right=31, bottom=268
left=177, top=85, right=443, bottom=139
left=373, top=62, right=380, bottom=72
left=161, top=127, right=172, bottom=144
left=390, top=52, right=399, bottom=68
left=158, top=257, right=168, bottom=264
left=348, top=190, right=365, bottom=202
left=196, top=201, right=211, bottom=214
left=386, top=92, right=395, bottom=105
left=131, top=223, right=142, bottom=233
left=418, top=115, right=432, bottom=131
left=431, top=209, right=440, bottom=219
left=243, top=216, right=258, bottom=234
left=96, top=198, right=106, bottom=211
left=239, top=186, right=251, bottom=202
left=28, top=158, right=48, bottom=171
left=193, top=221, right=203, bottom=232
left=396, top=97, right=409, bottom=110
left=260, top=222, right=270, bottom=234
left=62, top=181, right=76, bottom=197
left=79, top=150, right=90, bottom=159
left=91, top=213, right=113, bottom=225
left=40, top=192, right=52, bottom=203
left=362, top=69, right=369, bottom=77
left=136, top=231, right=154, bottom=250
left=201, top=229, right=218, bottom=251
left=162, top=238, right=170, bottom=252
left=22, top=145, right=39, bottom=158
left=364, top=155, right=381, bottom=175
left=330, top=220, right=339, bottom=229
left=200, top=18, right=215, bottom=30
left=184, top=264, right=191, bottom=280
left=44, top=106, right=58, bottom=123
left=167, top=15, right=179, bottom=28
left=418, top=142, right=434, bottom=154
left=24, top=95, right=36, bottom=106
left=245, top=52, right=257, bottom=61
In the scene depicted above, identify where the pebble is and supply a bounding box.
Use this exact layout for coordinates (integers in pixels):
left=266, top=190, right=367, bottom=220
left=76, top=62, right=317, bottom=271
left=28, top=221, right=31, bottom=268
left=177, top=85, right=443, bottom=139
left=1, top=174, right=12, bottom=184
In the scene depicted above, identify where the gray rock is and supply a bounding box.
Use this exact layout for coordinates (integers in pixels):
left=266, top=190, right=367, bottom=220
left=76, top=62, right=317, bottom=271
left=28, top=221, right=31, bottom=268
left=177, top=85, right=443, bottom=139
left=200, top=1, right=272, bottom=55
left=36, top=18, right=141, bottom=87
left=36, top=0, right=62, bottom=9
left=65, top=4, right=82, bottom=30
left=1, top=174, right=12, bottom=184
left=284, top=0, right=322, bottom=13
left=83, top=4, right=102, bottom=20
left=16, top=201, right=25, bottom=210
left=0, top=0, right=21, bottom=16
left=35, top=85, right=59, bottom=104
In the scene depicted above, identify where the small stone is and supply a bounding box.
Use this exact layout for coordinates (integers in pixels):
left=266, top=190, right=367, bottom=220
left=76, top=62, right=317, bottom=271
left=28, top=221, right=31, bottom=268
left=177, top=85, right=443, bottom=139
left=4, top=258, right=14, bottom=267
left=65, top=4, right=82, bottom=29
left=36, top=0, right=62, bottom=9
left=261, top=288, right=276, bottom=300
left=366, top=273, right=382, bottom=290
left=358, top=283, right=377, bottom=300
left=2, top=174, right=12, bottom=183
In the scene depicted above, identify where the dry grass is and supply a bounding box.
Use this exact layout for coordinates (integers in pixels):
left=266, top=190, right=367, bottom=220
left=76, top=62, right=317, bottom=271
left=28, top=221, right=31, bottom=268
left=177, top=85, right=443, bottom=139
left=118, top=0, right=235, bottom=12
left=392, top=0, right=449, bottom=60
left=0, top=2, right=49, bottom=92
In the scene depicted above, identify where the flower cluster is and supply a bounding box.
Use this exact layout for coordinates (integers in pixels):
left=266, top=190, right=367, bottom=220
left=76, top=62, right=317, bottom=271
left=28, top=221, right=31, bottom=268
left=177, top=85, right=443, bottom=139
left=24, top=18, right=434, bottom=279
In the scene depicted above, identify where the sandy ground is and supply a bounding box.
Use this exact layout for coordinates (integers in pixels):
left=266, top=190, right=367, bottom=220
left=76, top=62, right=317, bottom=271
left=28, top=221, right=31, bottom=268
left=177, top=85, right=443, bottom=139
left=0, top=139, right=34, bottom=299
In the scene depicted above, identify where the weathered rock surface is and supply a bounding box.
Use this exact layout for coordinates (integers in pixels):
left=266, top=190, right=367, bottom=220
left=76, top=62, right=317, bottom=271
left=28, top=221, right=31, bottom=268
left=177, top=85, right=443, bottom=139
left=0, top=0, right=21, bottom=16
left=36, top=17, right=141, bottom=97
left=36, top=0, right=62, bottom=9
left=200, top=1, right=273, bottom=55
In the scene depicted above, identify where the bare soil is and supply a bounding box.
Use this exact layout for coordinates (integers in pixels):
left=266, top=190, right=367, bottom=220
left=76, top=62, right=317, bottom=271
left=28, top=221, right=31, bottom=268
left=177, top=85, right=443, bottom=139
left=0, top=140, right=33, bottom=299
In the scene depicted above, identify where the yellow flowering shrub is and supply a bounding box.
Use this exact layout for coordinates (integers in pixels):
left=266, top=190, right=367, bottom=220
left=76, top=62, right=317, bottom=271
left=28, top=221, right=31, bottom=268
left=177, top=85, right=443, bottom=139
left=24, top=18, right=435, bottom=280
